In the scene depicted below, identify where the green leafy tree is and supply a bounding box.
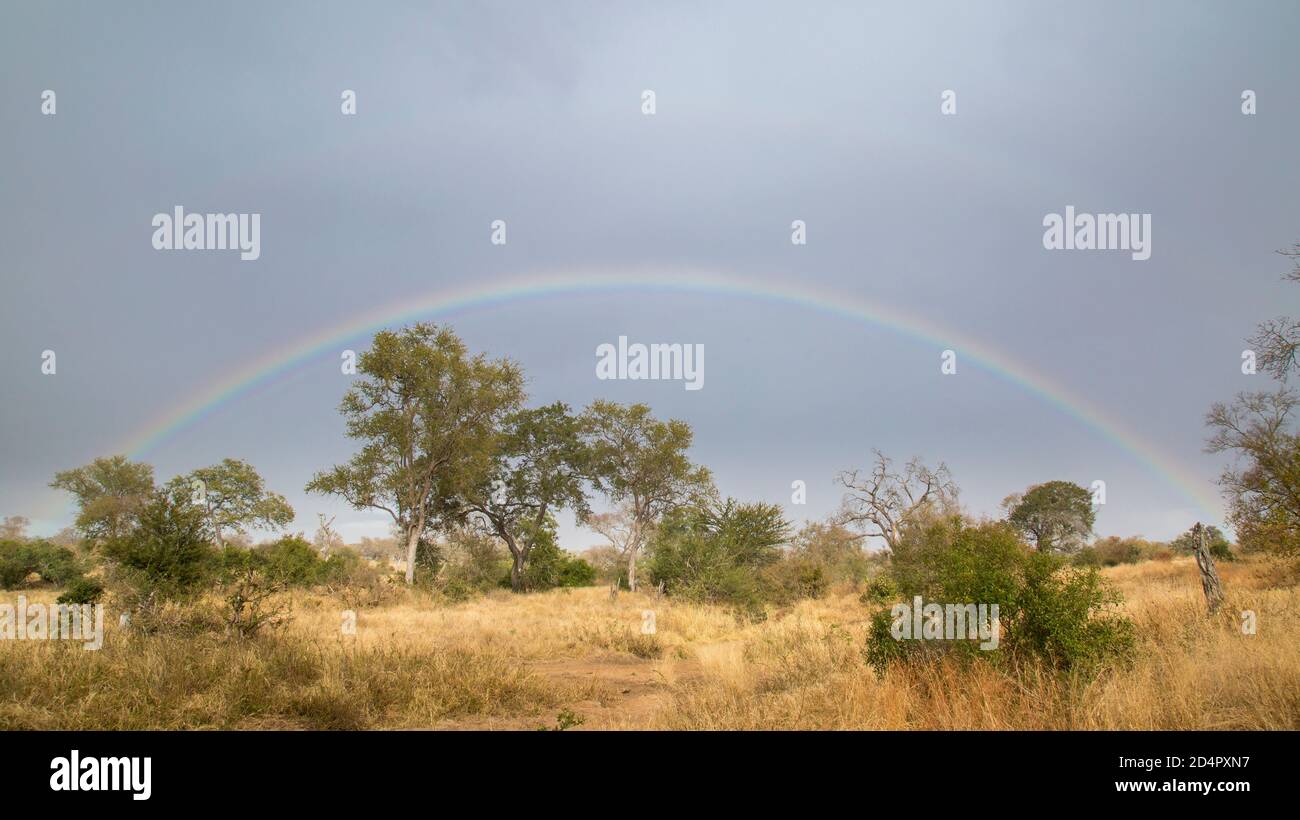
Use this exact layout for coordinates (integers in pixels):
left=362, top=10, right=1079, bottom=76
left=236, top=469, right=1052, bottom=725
left=168, top=458, right=294, bottom=547
left=1003, top=480, right=1096, bottom=553
left=457, top=402, right=591, bottom=591
left=307, top=324, right=524, bottom=584
left=50, top=455, right=155, bottom=541
left=581, top=401, right=712, bottom=591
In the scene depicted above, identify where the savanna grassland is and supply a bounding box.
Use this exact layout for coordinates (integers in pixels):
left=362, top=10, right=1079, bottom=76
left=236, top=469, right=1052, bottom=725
left=2, top=555, right=1295, bottom=731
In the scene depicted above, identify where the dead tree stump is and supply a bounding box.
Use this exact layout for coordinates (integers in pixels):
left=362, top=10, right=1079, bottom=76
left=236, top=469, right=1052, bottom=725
left=1192, top=522, right=1224, bottom=614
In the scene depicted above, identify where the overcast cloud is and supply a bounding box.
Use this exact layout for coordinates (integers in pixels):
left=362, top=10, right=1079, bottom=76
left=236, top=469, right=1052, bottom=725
left=2, top=1, right=1298, bottom=547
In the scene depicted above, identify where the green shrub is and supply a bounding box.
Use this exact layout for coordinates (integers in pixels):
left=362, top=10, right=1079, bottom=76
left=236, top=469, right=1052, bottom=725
left=495, top=516, right=596, bottom=592
left=257, top=535, right=325, bottom=586
left=101, top=489, right=216, bottom=599
left=557, top=555, right=596, bottom=587
left=865, top=516, right=1134, bottom=676
left=1014, top=551, right=1136, bottom=672
left=648, top=498, right=791, bottom=611
left=0, top=539, right=85, bottom=588
left=859, top=574, right=900, bottom=604
left=414, top=536, right=442, bottom=577
left=57, top=576, right=105, bottom=605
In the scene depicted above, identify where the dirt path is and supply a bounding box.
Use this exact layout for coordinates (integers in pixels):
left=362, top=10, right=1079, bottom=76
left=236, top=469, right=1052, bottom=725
left=526, top=651, right=702, bottom=729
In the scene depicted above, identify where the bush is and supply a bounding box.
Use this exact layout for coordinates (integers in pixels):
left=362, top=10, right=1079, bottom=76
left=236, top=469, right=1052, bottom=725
left=865, top=516, right=1134, bottom=676
left=514, top=523, right=594, bottom=591
left=102, top=489, right=216, bottom=600
left=1072, top=546, right=1101, bottom=567
left=221, top=565, right=290, bottom=639
left=788, top=522, right=875, bottom=588
left=433, top=527, right=508, bottom=597
left=1014, top=551, right=1136, bottom=672
left=318, top=547, right=375, bottom=586
left=57, top=576, right=105, bottom=605
left=1092, top=536, right=1140, bottom=566
left=557, top=555, right=597, bottom=587
left=648, top=498, right=790, bottom=611
left=1073, top=536, right=1172, bottom=567
left=414, top=536, right=442, bottom=578
left=760, top=557, right=829, bottom=604
left=859, top=574, right=900, bottom=605
left=256, top=535, right=325, bottom=586
left=0, top=539, right=84, bottom=588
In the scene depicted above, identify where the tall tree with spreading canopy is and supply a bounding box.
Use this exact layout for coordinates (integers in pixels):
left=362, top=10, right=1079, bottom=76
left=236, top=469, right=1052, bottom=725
left=455, top=402, right=591, bottom=591
left=836, top=450, right=957, bottom=553
left=167, top=458, right=294, bottom=547
left=306, top=324, right=524, bottom=584
left=581, top=400, right=712, bottom=591
left=1003, top=480, right=1096, bottom=553
left=50, top=455, right=156, bottom=542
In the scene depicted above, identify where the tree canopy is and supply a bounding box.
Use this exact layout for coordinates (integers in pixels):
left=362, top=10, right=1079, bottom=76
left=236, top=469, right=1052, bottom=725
left=1003, top=480, right=1096, bottom=553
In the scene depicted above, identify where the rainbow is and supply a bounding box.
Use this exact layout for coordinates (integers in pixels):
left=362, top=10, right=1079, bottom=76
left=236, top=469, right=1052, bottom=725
left=98, top=268, right=1219, bottom=518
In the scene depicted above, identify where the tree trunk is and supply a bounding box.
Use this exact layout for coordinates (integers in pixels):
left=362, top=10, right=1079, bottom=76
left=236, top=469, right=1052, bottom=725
left=626, top=546, right=638, bottom=592
left=510, top=555, right=524, bottom=591
left=1193, top=522, right=1224, bottom=614
left=404, top=526, right=421, bottom=585
left=504, top=533, right=525, bottom=592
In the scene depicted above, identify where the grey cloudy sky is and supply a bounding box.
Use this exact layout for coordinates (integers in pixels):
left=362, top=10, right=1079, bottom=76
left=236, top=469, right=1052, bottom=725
left=2, top=0, right=1297, bottom=548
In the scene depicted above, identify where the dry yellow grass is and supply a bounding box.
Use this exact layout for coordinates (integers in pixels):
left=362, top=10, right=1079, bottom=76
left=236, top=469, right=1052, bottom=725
left=1, top=557, right=1296, bottom=729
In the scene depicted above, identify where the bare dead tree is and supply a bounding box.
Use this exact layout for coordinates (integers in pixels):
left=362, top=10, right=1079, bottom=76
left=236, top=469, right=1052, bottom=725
left=836, top=450, right=957, bottom=552
left=1191, top=522, right=1225, bottom=614
left=314, top=514, right=342, bottom=556
left=586, top=505, right=641, bottom=590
